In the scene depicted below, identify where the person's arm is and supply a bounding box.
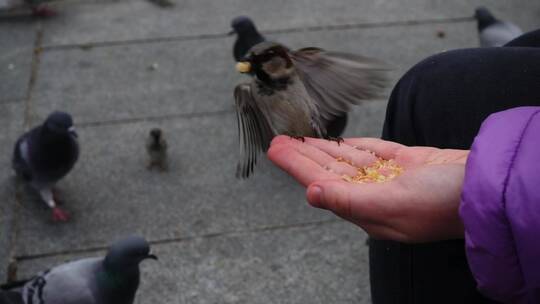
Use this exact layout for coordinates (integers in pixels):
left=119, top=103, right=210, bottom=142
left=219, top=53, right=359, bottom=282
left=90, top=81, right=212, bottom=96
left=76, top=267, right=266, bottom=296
left=459, top=107, right=540, bottom=303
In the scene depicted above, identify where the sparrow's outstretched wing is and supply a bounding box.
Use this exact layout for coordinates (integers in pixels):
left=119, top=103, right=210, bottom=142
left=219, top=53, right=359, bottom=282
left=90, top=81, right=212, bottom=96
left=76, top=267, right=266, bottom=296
left=234, top=83, right=274, bottom=178
left=291, top=48, right=389, bottom=123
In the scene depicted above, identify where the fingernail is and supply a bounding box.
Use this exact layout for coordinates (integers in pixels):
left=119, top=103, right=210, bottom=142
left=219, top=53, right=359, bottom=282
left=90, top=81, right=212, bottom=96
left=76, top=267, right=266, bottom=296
left=308, top=186, right=323, bottom=207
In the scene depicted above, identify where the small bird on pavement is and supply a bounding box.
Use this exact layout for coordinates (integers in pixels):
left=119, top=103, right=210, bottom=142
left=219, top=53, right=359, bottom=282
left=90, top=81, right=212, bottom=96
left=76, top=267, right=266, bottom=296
left=146, top=128, right=168, bottom=171
left=233, top=41, right=388, bottom=178
left=475, top=7, right=523, bottom=47
left=229, top=16, right=350, bottom=139
left=0, top=235, right=157, bottom=304
left=12, top=111, right=79, bottom=222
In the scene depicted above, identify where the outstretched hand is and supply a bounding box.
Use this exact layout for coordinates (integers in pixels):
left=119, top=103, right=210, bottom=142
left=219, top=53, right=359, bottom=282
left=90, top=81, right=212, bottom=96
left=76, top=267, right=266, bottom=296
left=268, top=135, right=469, bottom=243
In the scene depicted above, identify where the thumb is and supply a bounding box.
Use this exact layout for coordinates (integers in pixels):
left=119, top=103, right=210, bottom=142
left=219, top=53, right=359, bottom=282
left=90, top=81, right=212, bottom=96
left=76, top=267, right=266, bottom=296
left=306, top=180, right=352, bottom=219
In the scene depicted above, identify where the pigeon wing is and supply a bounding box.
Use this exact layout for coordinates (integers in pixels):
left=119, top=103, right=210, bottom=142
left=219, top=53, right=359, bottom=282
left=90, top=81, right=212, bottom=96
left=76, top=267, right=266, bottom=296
left=11, top=137, right=32, bottom=181
left=23, top=258, right=101, bottom=304
left=290, top=47, right=389, bottom=123
left=234, top=83, right=274, bottom=178
left=480, top=22, right=523, bottom=47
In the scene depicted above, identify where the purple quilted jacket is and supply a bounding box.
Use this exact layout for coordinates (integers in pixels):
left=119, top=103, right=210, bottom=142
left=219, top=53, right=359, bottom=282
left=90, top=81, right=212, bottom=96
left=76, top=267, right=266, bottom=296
left=460, top=107, right=540, bottom=304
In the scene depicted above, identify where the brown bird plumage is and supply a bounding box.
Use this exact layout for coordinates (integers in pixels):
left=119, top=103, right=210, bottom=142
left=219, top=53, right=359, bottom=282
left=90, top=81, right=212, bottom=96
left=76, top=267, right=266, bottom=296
left=234, top=41, right=388, bottom=178
left=146, top=128, right=168, bottom=171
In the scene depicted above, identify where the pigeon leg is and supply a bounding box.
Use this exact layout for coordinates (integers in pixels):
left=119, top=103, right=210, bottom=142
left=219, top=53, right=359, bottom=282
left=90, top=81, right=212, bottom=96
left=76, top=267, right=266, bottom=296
left=52, top=188, right=64, bottom=205
left=52, top=207, right=69, bottom=222
left=39, top=188, right=69, bottom=222
left=39, top=187, right=54, bottom=208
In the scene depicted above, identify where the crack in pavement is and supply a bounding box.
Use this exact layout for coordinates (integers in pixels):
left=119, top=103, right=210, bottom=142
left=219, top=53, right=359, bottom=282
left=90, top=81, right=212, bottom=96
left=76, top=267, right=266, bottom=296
left=76, top=108, right=235, bottom=128
left=39, top=16, right=474, bottom=51
left=15, top=219, right=343, bottom=262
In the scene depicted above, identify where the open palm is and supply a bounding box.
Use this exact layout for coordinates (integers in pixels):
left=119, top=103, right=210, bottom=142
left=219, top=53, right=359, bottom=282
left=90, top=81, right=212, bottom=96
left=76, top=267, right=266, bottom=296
left=268, top=135, right=469, bottom=243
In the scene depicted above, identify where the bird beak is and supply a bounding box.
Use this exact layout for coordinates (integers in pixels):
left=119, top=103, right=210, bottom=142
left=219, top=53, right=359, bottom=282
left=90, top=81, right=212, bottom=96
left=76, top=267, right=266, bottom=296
left=235, top=61, right=251, bottom=73
left=228, top=29, right=235, bottom=35
left=68, top=126, right=78, bottom=138
left=146, top=254, right=158, bottom=261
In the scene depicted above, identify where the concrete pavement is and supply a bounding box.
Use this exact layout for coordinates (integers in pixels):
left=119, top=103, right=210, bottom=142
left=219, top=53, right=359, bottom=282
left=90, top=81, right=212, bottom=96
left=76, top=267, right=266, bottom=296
left=1, top=1, right=539, bottom=303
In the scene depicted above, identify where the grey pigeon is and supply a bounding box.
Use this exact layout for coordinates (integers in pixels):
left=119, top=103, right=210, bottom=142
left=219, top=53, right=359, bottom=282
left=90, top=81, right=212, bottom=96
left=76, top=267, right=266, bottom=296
left=0, top=235, right=157, bottom=304
left=475, top=7, right=523, bottom=47
left=229, top=16, right=349, bottom=138
left=234, top=41, right=388, bottom=178
left=146, top=128, right=168, bottom=171
left=12, top=111, right=79, bottom=222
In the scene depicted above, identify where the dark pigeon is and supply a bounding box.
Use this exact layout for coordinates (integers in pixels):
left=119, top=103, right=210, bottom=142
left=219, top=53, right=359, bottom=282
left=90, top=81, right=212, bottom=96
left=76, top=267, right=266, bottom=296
left=12, top=111, right=79, bottom=222
left=0, top=236, right=157, bottom=304
left=229, top=16, right=265, bottom=62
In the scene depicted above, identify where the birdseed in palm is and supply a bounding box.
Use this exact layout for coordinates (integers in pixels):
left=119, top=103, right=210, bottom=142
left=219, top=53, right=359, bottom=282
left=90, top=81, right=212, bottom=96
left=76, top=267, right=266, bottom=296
left=339, top=157, right=403, bottom=183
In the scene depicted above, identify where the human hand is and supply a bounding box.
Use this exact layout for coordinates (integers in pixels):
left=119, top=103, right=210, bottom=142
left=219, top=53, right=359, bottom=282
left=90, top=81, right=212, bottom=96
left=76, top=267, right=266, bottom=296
left=267, top=135, right=469, bottom=243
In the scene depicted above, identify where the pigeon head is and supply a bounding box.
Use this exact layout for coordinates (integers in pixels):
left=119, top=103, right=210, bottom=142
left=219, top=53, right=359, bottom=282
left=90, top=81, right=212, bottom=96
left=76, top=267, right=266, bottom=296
left=150, top=128, right=162, bottom=140
left=104, top=236, right=157, bottom=272
left=230, top=16, right=257, bottom=35
left=236, top=41, right=294, bottom=85
left=44, top=111, right=74, bottom=132
left=43, top=111, right=77, bottom=139
left=475, top=7, right=498, bottom=30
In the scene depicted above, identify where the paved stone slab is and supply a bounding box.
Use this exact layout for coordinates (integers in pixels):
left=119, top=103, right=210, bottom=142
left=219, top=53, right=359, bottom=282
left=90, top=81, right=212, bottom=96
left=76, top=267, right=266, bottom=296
left=14, top=112, right=346, bottom=256
left=0, top=21, right=37, bottom=102
left=30, top=36, right=240, bottom=125
left=40, top=0, right=540, bottom=47
left=18, top=221, right=370, bottom=304
left=31, top=21, right=475, bottom=125
left=0, top=102, right=24, bottom=281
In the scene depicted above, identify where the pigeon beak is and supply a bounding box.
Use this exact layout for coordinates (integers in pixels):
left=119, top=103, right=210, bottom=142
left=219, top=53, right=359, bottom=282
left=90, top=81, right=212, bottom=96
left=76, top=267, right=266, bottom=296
left=146, top=254, right=158, bottom=261
left=68, top=126, right=78, bottom=138
left=227, top=29, right=236, bottom=35
left=235, top=61, right=251, bottom=73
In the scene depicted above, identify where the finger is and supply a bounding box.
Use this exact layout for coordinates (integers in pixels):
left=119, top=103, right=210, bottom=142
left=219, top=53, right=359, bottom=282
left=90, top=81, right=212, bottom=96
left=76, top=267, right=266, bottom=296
left=344, top=138, right=405, bottom=160
left=306, top=182, right=411, bottom=242
left=267, top=142, right=341, bottom=187
left=303, top=137, right=379, bottom=167
left=306, top=179, right=400, bottom=225
left=270, top=134, right=296, bottom=146
left=282, top=138, right=358, bottom=176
